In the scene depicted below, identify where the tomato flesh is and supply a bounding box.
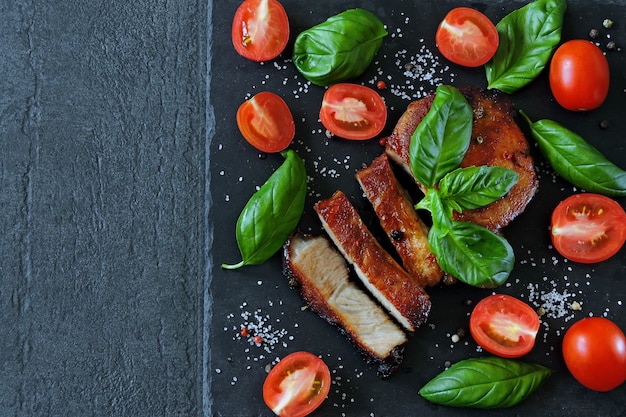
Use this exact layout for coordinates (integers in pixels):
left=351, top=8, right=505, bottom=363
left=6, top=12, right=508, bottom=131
left=236, top=91, right=295, bottom=153
left=435, top=7, right=499, bottom=67
left=263, top=351, right=331, bottom=417
left=563, top=317, right=626, bottom=391
left=551, top=193, right=626, bottom=264
left=549, top=40, right=610, bottom=111
left=319, top=83, right=387, bottom=140
left=469, top=294, right=539, bottom=358
left=231, top=0, right=289, bottom=62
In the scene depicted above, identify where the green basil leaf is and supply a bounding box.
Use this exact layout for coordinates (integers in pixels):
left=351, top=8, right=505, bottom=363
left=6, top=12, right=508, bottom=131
left=409, top=85, right=473, bottom=188
left=485, top=0, right=566, bottom=94
left=429, top=220, right=514, bottom=288
left=222, top=150, right=307, bottom=269
left=292, top=8, right=387, bottom=86
left=419, top=357, right=553, bottom=409
left=417, top=189, right=453, bottom=231
left=439, top=166, right=519, bottom=212
left=520, top=111, right=626, bottom=197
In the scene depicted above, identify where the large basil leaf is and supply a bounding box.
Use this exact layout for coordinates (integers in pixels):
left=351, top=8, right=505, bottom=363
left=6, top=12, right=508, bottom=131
left=222, top=150, right=307, bottom=269
left=419, top=357, right=553, bottom=409
left=520, top=111, right=626, bottom=197
left=485, top=0, right=566, bottom=94
left=292, top=9, right=387, bottom=86
left=409, top=85, right=473, bottom=188
left=429, top=220, right=514, bottom=288
left=439, top=166, right=519, bottom=213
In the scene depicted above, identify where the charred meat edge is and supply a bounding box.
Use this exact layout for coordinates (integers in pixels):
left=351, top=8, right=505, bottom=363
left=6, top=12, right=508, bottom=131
left=356, top=153, right=443, bottom=287
left=385, top=86, right=538, bottom=232
left=283, top=233, right=407, bottom=378
left=315, top=190, right=431, bottom=332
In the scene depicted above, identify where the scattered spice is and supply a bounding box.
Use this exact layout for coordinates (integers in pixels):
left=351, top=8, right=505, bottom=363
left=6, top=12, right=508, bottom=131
left=603, top=18, right=614, bottom=29
left=589, top=28, right=600, bottom=39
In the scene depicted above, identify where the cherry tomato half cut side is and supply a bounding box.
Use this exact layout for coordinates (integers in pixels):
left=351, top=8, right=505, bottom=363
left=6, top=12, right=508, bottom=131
left=549, top=40, right=610, bottom=111
left=263, top=351, right=331, bottom=417
left=236, top=91, right=295, bottom=153
left=551, top=193, right=626, bottom=264
left=319, top=83, right=387, bottom=140
left=231, top=0, right=290, bottom=62
left=469, top=294, right=540, bottom=358
left=563, top=317, right=626, bottom=391
left=435, top=7, right=499, bottom=67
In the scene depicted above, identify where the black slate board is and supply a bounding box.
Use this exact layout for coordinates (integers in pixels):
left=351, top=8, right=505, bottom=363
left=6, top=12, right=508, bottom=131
left=208, top=1, right=625, bottom=416
left=2, top=0, right=625, bottom=416
left=1, top=0, right=206, bottom=415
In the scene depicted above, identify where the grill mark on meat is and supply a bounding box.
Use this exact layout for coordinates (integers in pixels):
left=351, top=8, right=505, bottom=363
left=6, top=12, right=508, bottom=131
left=385, top=86, right=538, bottom=232
left=283, top=233, right=407, bottom=378
left=356, top=153, right=443, bottom=287
left=315, top=191, right=431, bottom=332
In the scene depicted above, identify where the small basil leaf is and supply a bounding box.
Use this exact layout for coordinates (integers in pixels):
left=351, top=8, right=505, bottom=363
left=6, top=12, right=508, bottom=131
left=409, top=85, right=473, bottom=188
left=292, top=9, right=387, bottom=86
left=417, top=189, right=453, bottom=232
left=222, top=150, right=307, bottom=269
left=439, top=166, right=519, bottom=212
left=485, top=0, right=566, bottom=94
left=419, top=357, right=553, bottom=409
left=520, top=111, right=626, bottom=197
left=429, top=220, right=514, bottom=288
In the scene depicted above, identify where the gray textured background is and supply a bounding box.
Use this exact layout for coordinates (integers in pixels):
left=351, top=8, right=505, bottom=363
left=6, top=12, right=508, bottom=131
left=1, top=0, right=208, bottom=415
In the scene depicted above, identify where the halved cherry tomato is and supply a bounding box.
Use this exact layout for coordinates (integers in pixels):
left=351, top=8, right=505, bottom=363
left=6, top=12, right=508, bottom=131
left=236, top=91, right=295, bottom=153
left=563, top=317, right=626, bottom=391
left=469, top=294, right=540, bottom=358
left=435, top=7, right=499, bottom=67
left=551, top=193, right=626, bottom=264
left=231, top=0, right=289, bottom=62
left=263, top=351, right=331, bottom=417
left=549, top=40, right=610, bottom=111
left=319, top=83, right=387, bottom=140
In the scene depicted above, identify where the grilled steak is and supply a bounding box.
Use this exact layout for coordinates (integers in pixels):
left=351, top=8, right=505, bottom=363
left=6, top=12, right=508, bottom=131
left=315, top=191, right=431, bottom=332
left=283, top=233, right=407, bottom=378
left=385, top=86, right=538, bottom=231
left=356, top=153, right=443, bottom=287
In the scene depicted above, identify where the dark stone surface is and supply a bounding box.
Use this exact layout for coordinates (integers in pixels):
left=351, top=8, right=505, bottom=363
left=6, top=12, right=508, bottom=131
left=1, top=0, right=207, bottom=415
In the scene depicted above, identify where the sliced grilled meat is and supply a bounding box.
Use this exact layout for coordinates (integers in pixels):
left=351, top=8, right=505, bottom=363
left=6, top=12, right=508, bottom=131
left=356, top=153, right=443, bottom=287
left=385, top=86, right=538, bottom=232
left=314, top=191, right=431, bottom=332
left=283, top=233, right=407, bottom=378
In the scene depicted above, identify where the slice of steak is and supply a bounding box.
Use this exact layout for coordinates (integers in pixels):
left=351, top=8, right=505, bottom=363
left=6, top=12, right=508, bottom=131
left=385, top=86, right=538, bottom=232
left=283, top=233, right=407, bottom=378
left=356, top=153, right=443, bottom=287
left=314, top=191, right=431, bottom=332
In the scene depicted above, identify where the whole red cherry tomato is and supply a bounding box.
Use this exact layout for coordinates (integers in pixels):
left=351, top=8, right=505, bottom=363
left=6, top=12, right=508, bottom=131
left=562, top=317, right=626, bottom=391
left=549, top=40, right=610, bottom=111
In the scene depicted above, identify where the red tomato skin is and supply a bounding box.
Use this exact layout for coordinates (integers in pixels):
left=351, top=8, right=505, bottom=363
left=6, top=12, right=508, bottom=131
left=469, top=294, right=540, bottom=358
left=236, top=91, right=295, bottom=153
left=263, top=351, right=331, bottom=417
left=319, top=83, right=387, bottom=141
left=549, top=40, right=610, bottom=111
left=551, top=193, right=626, bottom=264
left=563, top=317, right=626, bottom=392
left=231, top=0, right=289, bottom=62
left=435, top=7, right=499, bottom=67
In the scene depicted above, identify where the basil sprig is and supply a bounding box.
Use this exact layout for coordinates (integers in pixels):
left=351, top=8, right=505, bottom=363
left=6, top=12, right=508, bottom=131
left=293, top=8, right=387, bottom=86
left=520, top=111, right=626, bottom=197
left=411, top=86, right=518, bottom=288
left=419, top=357, right=553, bottom=409
left=222, top=150, right=307, bottom=270
left=485, top=0, right=566, bottom=94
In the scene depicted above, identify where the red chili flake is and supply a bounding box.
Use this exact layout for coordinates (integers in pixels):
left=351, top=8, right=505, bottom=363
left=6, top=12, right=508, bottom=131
left=240, top=326, right=249, bottom=337
left=376, top=80, right=387, bottom=90
left=379, top=137, right=387, bottom=146
left=253, top=335, right=263, bottom=345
